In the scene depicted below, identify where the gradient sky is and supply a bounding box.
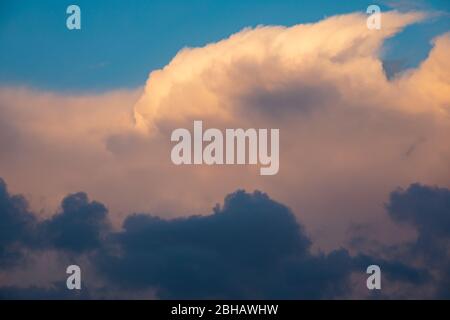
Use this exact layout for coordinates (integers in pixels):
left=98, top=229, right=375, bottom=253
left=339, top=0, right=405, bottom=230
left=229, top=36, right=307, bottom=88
left=0, top=0, right=450, bottom=300
left=0, top=0, right=449, bottom=91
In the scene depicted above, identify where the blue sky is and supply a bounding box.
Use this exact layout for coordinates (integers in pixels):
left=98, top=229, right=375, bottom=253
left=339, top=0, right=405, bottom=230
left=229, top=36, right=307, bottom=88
left=0, top=0, right=449, bottom=92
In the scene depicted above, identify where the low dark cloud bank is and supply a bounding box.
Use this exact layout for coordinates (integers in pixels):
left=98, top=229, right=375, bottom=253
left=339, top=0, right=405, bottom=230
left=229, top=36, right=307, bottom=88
left=386, top=184, right=450, bottom=298
left=0, top=178, right=448, bottom=299
left=0, top=179, right=35, bottom=268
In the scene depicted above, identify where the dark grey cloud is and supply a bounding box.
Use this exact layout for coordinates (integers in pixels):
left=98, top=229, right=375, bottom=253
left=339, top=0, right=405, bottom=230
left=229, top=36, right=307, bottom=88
left=388, top=184, right=450, bottom=233
left=0, top=282, right=90, bottom=300
left=237, top=73, right=340, bottom=121
left=382, top=59, right=407, bottom=80
left=0, top=178, right=36, bottom=268
left=0, top=179, right=109, bottom=271
left=0, top=178, right=449, bottom=299
left=353, top=254, right=430, bottom=285
left=385, top=183, right=450, bottom=298
left=97, top=190, right=353, bottom=299
left=39, top=192, right=110, bottom=253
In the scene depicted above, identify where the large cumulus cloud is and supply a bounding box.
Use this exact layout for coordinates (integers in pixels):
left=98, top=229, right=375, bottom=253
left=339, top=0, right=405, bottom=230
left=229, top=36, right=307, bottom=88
left=0, top=11, right=449, bottom=298
left=1, top=11, right=449, bottom=253
left=130, top=11, right=450, bottom=250
left=133, top=11, right=447, bottom=129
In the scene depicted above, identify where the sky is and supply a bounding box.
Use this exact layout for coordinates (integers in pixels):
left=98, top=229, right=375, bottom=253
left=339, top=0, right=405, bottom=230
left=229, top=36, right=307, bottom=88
left=0, top=0, right=449, bottom=299
left=0, top=0, right=449, bottom=91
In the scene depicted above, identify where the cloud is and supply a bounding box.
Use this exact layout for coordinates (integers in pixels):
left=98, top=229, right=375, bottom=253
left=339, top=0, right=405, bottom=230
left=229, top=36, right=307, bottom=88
left=386, top=183, right=450, bottom=298
left=0, top=282, right=90, bottom=300
left=0, top=179, right=359, bottom=299
left=0, top=87, right=142, bottom=221
left=387, top=183, right=450, bottom=265
left=0, top=11, right=449, bottom=258
left=133, top=11, right=432, bottom=130
left=0, top=178, right=36, bottom=268
left=38, top=192, right=110, bottom=253
left=96, top=190, right=338, bottom=299
left=0, top=180, right=110, bottom=266
left=2, top=176, right=448, bottom=299
left=387, top=184, right=450, bottom=244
